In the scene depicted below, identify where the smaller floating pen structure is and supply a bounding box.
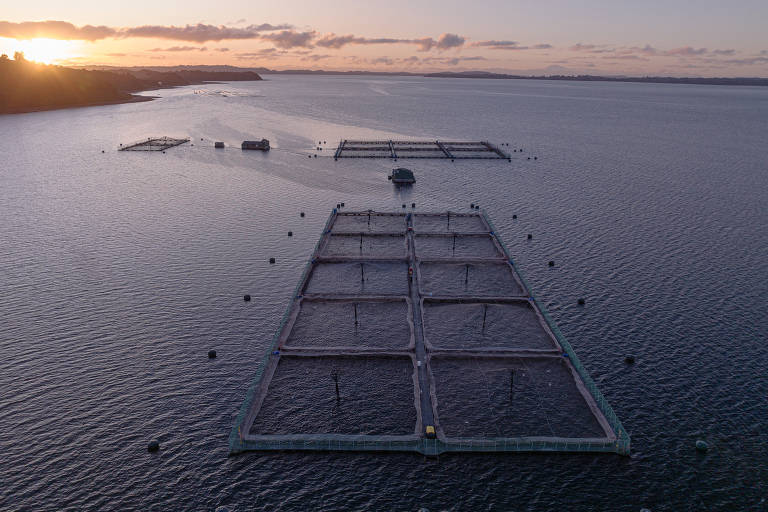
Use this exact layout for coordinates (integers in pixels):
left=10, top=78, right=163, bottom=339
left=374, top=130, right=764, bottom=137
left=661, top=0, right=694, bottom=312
left=334, top=140, right=511, bottom=161
left=118, top=136, right=190, bottom=151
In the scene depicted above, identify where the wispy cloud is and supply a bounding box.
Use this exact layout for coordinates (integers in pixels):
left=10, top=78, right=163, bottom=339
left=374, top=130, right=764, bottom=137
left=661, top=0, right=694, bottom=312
left=0, top=20, right=115, bottom=41
left=315, top=32, right=465, bottom=51
left=148, top=45, right=208, bottom=52
left=473, top=40, right=551, bottom=50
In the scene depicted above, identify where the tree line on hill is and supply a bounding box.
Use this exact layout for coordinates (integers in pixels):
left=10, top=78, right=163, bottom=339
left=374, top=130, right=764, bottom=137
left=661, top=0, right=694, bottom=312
left=0, top=54, right=262, bottom=114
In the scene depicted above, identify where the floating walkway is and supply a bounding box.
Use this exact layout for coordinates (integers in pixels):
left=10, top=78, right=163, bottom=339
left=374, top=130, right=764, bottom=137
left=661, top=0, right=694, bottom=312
left=118, top=136, right=190, bottom=151
left=230, top=210, right=629, bottom=456
left=333, top=140, right=511, bottom=161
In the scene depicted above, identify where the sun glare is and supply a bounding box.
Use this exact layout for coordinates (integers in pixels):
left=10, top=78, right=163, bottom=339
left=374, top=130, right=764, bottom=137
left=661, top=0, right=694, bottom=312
left=7, top=38, right=79, bottom=64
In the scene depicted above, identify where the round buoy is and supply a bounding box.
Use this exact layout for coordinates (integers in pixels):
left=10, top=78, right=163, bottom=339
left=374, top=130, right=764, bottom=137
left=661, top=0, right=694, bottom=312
left=625, top=356, right=635, bottom=364
left=208, top=350, right=217, bottom=359
left=527, top=157, right=531, bottom=160
left=314, top=154, right=317, bottom=158
left=201, top=138, right=204, bottom=141
left=269, top=258, right=276, bottom=264
left=288, top=231, right=293, bottom=236
left=244, top=294, right=251, bottom=302
left=147, top=440, right=160, bottom=452
left=101, top=150, right=105, bottom=153
left=402, top=204, right=406, bottom=209
left=512, top=214, right=517, bottom=219
left=695, top=440, right=708, bottom=452
left=534, top=156, right=538, bottom=160
left=577, top=298, right=585, bottom=305
left=527, top=234, right=533, bottom=240
left=300, top=212, right=305, bottom=217
left=308, top=155, right=311, bottom=158
left=548, top=260, right=555, bottom=267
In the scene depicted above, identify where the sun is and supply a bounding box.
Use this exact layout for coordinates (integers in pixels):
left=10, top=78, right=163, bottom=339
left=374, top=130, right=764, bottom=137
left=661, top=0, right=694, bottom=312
left=10, top=38, right=79, bottom=64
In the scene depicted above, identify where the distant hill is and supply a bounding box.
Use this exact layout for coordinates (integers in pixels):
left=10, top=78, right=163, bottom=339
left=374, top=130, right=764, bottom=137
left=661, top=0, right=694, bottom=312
left=0, top=56, right=262, bottom=114
left=424, top=71, right=768, bottom=86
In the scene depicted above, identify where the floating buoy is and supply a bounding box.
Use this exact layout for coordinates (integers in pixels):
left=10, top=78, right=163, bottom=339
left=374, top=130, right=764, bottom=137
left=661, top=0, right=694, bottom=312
left=244, top=294, right=251, bottom=302
left=208, top=350, right=217, bottom=359
left=147, top=440, right=160, bottom=452
left=101, top=150, right=105, bottom=153
left=288, top=231, right=293, bottom=236
left=314, top=154, right=317, bottom=158
left=534, top=156, right=538, bottom=160
left=527, top=157, right=531, bottom=160
left=548, top=260, right=555, bottom=267
left=308, top=155, right=311, bottom=158
left=411, top=203, right=416, bottom=208
left=300, top=212, right=305, bottom=217
left=402, top=204, right=406, bottom=209
left=527, top=234, right=533, bottom=239
left=625, top=355, right=635, bottom=364
left=577, top=298, right=585, bottom=305
left=269, top=257, right=276, bottom=264
left=695, top=440, right=709, bottom=452
left=512, top=214, right=517, bottom=219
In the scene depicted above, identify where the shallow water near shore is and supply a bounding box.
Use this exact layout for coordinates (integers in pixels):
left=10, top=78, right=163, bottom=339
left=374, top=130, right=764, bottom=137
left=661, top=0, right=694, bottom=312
left=1, top=75, right=768, bottom=511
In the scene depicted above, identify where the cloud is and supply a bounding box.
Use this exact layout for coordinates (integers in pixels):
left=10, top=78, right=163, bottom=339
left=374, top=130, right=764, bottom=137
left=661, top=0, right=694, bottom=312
left=315, top=32, right=464, bottom=51
left=215, top=47, right=229, bottom=52
left=473, top=40, right=551, bottom=50
left=0, top=20, right=115, bottom=41
left=602, top=54, right=649, bottom=61
left=148, top=46, right=208, bottom=52
left=662, top=46, right=708, bottom=56
left=121, top=23, right=290, bottom=42
left=435, top=33, right=465, bottom=50
left=105, top=53, right=127, bottom=57
left=259, top=30, right=315, bottom=48
left=569, top=43, right=596, bottom=51
left=0, top=20, right=296, bottom=42
left=371, top=56, right=394, bottom=65
left=235, top=48, right=287, bottom=60
left=315, top=34, right=401, bottom=49
left=711, top=49, right=735, bottom=56
left=722, top=56, right=768, bottom=66
left=302, top=54, right=332, bottom=62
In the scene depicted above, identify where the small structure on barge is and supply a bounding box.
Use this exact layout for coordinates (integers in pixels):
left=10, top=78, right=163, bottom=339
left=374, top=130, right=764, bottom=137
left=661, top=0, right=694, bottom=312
left=242, top=139, right=270, bottom=151
left=389, top=168, right=416, bottom=184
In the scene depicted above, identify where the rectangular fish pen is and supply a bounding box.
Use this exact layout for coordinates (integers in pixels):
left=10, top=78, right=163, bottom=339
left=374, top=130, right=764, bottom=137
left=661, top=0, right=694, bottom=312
left=118, top=136, right=190, bottom=151
left=333, top=140, right=511, bottom=161
left=230, top=210, right=630, bottom=456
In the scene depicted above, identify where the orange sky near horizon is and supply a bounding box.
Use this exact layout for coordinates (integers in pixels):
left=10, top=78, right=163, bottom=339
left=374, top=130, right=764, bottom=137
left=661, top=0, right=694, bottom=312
left=1, top=1, right=767, bottom=76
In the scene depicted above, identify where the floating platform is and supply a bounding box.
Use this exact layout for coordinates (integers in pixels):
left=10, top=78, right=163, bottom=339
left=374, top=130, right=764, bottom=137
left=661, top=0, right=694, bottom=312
left=118, top=136, right=190, bottom=151
left=230, top=210, right=629, bottom=456
left=333, top=140, right=511, bottom=160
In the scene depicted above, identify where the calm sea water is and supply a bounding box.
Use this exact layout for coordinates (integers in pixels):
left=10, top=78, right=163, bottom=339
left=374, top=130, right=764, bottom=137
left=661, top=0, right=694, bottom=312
left=1, top=76, right=767, bottom=511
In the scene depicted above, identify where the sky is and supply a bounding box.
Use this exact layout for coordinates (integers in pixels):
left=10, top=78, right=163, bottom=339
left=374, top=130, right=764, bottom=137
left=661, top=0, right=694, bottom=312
left=1, top=0, right=768, bottom=76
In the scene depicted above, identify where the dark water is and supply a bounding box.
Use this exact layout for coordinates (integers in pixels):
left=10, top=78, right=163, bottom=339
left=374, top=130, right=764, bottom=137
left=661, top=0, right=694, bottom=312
left=1, top=76, right=767, bottom=511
